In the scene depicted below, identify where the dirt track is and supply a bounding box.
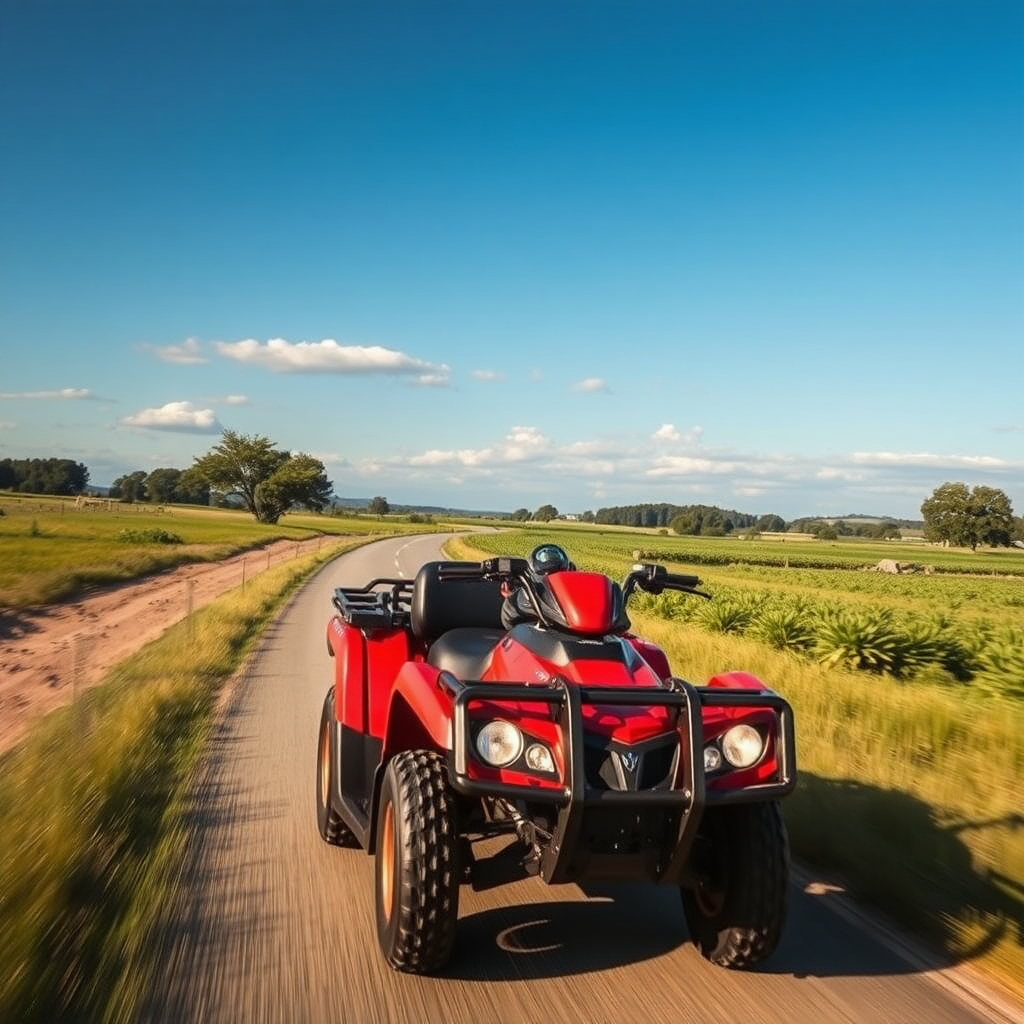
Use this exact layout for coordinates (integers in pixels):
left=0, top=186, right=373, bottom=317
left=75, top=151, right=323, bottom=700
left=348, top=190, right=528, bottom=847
left=0, top=536, right=344, bottom=753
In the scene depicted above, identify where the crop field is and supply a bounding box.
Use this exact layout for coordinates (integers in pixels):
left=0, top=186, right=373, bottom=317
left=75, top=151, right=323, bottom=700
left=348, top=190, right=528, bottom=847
left=0, top=493, right=439, bottom=607
left=447, top=532, right=1024, bottom=993
left=455, top=518, right=1024, bottom=575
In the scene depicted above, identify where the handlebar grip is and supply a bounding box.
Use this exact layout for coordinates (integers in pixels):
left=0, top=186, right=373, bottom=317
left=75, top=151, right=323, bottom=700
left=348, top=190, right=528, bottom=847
left=664, top=572, right=701, bottom=588
left=436, top=564, right=485, bottom=581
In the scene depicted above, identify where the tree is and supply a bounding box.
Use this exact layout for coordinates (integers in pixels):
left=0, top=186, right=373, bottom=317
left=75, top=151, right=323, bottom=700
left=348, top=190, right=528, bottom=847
left=510, top=508, right=531, bottom=521
left=145, top=467, right=181, bottom=504
left=367, top=496, right=390, bottom=517
left=255, top=454, right=334, bottom=523
left=0, top=457, right=89, bottom=495
left=921, top=482, right=1015, bottom=550
left=192, top=431, right=332, bottom=524
left=175, top=466, right=211, bottom=505
left=755, top=514, right=786, bottom=533
left=533, top=504, right=558, bottom=522
left=111, top=470, right=148, bottom=503
left=1013, top=516, right=1024, bottom=544
left=581, top=510, right=595, bottom=523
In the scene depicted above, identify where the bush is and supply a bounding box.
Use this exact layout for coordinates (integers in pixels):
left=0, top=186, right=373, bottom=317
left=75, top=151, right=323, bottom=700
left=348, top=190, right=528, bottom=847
left=117, top=528, right=184, bottom=545
left=751, top=606, right=814, bottom=652
left=697, top=597, right=755, bottom=634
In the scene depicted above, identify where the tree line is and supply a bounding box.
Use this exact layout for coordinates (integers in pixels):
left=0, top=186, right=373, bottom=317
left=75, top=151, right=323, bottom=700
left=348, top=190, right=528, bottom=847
left=0, top=458, right=89, bottom=495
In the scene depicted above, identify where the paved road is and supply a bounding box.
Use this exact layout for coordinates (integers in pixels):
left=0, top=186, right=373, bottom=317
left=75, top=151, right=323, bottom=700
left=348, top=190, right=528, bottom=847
left=139, top=534, right=1013, bottom=1024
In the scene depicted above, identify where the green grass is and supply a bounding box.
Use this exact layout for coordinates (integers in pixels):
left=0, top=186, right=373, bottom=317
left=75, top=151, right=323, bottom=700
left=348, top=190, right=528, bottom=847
left=0, top=535, right=375, bottom=1024
left=0, top=493, right=443, bottom=607
left=446, top=535, right=1024, bottom=997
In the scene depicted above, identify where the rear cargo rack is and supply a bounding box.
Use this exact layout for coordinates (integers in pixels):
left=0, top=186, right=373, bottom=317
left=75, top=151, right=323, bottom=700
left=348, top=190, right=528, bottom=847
left=332, top=578, right=413, bottom=630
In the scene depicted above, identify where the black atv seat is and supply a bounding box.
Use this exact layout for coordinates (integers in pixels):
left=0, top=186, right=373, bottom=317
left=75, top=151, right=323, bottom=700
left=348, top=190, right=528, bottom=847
left=411, top=561, right=505, bottom=679
left=427, top=627, right=505, bottom=681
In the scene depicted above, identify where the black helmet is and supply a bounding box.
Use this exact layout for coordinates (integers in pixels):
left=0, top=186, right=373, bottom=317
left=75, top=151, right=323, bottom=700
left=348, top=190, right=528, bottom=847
left=529, top=543, right=572, bottom=575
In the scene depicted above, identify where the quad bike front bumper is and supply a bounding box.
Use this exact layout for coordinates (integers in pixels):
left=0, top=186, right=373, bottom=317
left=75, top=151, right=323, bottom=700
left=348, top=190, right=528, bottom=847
left=437, top=673, right=796, bottom=886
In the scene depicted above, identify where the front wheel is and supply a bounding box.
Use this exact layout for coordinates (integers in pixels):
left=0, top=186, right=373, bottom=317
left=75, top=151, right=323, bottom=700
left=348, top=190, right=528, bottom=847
left=681, top=800, right=789, bottom=969
left=375, top=750, right=460, bottom=973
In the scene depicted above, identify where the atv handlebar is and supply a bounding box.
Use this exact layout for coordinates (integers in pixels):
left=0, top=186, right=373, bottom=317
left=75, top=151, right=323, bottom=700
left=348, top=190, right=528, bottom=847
left=621, top=563, right=710, bottom=601
left=438, top=557, right=710, bottom=605
left=436, top=557, right=530, bottom=582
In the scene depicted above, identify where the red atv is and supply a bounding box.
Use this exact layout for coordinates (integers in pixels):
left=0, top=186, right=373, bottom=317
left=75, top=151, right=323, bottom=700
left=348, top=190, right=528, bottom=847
left=316, top=544, right=796, bottom=974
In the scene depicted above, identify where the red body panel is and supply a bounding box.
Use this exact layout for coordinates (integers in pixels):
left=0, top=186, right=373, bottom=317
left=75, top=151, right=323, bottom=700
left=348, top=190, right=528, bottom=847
left=626, top=634, right=672, bottom=680
left=327, top=617, right=366, bottom=729
left=383, top=662, right=452, bottom=758
left=546, top=571, right=616, bottom=634
left=484, top=633, right=672, bottom=745
left=366, top=629, right=413, bottom=738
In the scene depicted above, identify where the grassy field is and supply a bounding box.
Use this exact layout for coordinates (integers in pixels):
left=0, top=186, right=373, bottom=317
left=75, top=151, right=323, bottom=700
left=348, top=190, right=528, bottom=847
left=447, top=533, right=1024, bottom=997
left=0, top=493, right=441, bottom=607
left=0, top=536, right=376, bottom=1024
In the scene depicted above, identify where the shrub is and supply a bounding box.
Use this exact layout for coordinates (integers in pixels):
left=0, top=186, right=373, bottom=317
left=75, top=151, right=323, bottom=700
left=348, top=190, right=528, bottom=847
left=751, top=606, right=815, bottom=652
left=117, top=528, right=184, bottom=545
left=697, top=597, right=754, bottom=634
left=813, top=609, right=908, bottom=674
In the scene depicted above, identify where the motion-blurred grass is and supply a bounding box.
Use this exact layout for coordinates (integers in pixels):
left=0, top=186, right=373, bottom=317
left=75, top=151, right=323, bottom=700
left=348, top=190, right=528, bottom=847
left=0, top=536, right=373, bottom=1023
left=0, top=493, right=440, bottom=607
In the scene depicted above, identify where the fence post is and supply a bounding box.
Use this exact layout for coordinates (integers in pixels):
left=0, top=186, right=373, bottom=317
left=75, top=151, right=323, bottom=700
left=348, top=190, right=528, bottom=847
left=187, top=580, right=196, bottom=643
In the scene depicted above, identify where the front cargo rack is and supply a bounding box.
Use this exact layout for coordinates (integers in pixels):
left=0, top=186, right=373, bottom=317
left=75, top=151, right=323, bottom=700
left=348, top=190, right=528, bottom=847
left=332, top=578, right=413, bottom=630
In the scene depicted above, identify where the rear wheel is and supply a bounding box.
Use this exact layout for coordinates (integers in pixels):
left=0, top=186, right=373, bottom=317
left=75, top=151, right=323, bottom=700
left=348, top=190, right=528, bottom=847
left=315, top=688, right=358, bottom=847
left=375, top=750, right=460, bottom=973
left=681, top=800, right=789, bottom=968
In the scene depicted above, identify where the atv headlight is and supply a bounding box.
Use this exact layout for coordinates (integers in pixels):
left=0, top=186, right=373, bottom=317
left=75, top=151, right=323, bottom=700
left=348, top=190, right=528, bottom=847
left=703, top=745, right=723, bottom=772
left=475, top=720, right=524, bottom=767
left=721, top=724, right=764, bottom=769
left=525, top=743, right=555, bottom=774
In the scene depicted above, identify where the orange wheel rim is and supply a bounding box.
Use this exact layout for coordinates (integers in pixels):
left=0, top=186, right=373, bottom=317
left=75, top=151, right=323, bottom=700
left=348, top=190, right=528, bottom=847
left=319, top=722, right=329, bottom=807
left=381, top=802, right=395, bottom=920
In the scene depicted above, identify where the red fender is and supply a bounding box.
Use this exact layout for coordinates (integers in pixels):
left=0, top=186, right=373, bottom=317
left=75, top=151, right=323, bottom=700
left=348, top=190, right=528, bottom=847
left=706, top=670, right=769, bottom=691
left=382, top=662, right=453, bottom=761
left=326, top=616, right=366, bottom=729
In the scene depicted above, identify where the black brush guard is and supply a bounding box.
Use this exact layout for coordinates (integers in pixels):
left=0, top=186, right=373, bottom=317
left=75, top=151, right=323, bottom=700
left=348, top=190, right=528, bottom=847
left=438, top=673, right=796, bottom=885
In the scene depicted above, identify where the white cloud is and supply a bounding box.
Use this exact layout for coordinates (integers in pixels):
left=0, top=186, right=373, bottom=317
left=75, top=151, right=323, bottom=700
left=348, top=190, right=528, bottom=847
left=472, top=369, right=504, bottom=382
left=121, top=401, right=222, bottom=434
left=223, top=394, right=249, bottom=405
left=851, top=451, right=1009, bottom=470
left=573, top=377, right=610, bottom=394
left=411, top=372, right=451, bottom=388
left=152, top=338, right=207, bottom=365
left=345, top=429, right=1023, bottom=519
left=215, top=338, right=449, bottom=381
left=994, top=423, right=1024, bottom=434
left=0, top=420, right=15, bottom=429
left=652, top=423, right=680, bottom=442
left=0, top=387, right=95, bottom=400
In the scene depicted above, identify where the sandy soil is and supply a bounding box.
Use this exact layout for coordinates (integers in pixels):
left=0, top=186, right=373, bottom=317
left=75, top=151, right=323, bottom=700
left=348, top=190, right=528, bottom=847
left=0, top=535, right=345, bottom=754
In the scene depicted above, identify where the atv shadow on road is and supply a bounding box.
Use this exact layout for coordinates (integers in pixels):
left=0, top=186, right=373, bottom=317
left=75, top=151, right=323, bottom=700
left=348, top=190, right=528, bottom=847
left=448, top=773, right=1022, bottom=984
left=770, top=772, right=1023, bottom=980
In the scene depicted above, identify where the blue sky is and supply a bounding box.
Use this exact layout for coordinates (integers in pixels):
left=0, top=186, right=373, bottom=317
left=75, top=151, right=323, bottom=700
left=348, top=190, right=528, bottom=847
left=1, top=0, right=1022, bottom=518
